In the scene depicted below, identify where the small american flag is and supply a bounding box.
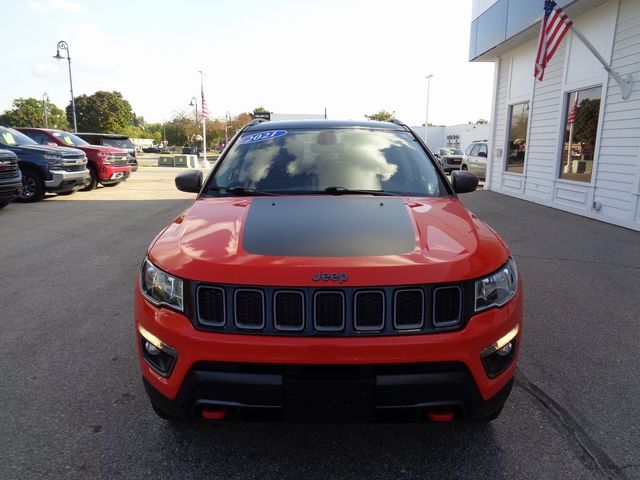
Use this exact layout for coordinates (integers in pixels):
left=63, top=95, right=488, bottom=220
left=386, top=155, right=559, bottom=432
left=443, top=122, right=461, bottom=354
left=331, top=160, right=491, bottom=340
left=567, top=92, right=579, bottom=124
left=534, top=0, right=573, bottom=81
left=201, top=86, right=209, bottom=120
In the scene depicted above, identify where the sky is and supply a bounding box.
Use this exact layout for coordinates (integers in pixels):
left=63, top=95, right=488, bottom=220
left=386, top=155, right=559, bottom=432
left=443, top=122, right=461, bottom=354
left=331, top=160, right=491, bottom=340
left=0, top=0, right=495, bottom=127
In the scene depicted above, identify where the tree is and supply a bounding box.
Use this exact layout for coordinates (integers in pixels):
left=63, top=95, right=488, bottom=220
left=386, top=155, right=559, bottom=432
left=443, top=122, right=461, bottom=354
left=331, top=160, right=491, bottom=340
left=365, top=110, right=395, bottom=121
left=573, top=98, right=601, bottom=144
left=0, top=97, right=69, bottom=129
left=70, top=91, right=133, bottom=133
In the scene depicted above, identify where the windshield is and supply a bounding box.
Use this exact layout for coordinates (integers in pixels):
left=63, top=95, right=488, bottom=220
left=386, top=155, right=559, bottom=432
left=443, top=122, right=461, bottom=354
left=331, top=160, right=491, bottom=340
left=0, top=127, right=38, bottom=147
left=102, top=138, right=134, bottom=149
left=440, top=148, right=463, bottom=155
left=211, top=128, right=442, bottom=197
left=52, top=131, right=89, bottom=147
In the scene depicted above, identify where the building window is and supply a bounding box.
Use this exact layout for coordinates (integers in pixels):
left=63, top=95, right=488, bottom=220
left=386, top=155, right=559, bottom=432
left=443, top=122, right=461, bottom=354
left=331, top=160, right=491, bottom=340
left=506, top=102, right=529, bottom=174
left=559, top=86, right=602, bottom=183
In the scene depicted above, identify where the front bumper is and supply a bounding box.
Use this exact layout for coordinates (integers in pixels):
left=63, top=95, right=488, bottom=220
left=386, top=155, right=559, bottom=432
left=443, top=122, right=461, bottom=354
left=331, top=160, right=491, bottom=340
left=143, top=362, right=514, bottom=422
left=0, top=180, right=22, bottom=202
left=45, top=168, right=90, bottom=192
left=135, top=285, right=522, bottom=421
left=99, top=164, right=130, bottom=182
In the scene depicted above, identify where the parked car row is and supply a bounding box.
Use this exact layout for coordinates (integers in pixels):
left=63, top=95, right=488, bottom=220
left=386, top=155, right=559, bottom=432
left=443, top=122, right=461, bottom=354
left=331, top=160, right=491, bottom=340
left=0, top=126, right=137, bottom=206
left=432, top=141, right=489, bottom=180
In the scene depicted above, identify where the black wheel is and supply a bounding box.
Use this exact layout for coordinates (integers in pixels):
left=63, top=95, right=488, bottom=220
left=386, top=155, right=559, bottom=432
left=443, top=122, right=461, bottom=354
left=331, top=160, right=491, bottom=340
left=16, top=169, right=45, bottom=203
left=0, top=201, right=9, bottom=209
left=81, top=168, right=98, bottom=191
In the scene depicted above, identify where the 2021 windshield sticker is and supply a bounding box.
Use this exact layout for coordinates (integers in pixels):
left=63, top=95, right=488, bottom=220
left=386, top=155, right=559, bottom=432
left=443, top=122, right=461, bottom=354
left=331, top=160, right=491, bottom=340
left=240, top=130, right=287, bottom=145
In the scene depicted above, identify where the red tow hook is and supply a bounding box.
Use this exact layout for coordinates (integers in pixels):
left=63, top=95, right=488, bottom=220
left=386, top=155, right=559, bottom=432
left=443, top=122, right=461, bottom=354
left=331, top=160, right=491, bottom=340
left=202, top=407, right=228, bottom=420
left=426, top=407, right=455, bottom=423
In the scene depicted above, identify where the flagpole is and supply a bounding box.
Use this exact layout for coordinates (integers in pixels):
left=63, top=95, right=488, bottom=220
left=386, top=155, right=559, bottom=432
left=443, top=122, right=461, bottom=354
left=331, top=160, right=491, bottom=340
left=565, top=122, right=574, bottom=173
left=570, top=25, right=633, bottom=100
left=198, top=70, right=210, bottom=169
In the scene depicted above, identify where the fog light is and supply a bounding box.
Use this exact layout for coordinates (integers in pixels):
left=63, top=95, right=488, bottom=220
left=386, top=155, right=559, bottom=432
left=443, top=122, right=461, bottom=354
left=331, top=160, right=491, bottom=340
left=138, top=324, right=177, bottom=377
left=481, top=325, right=519, bottom=378
left=496, top=342, right=513, bottom=357
left=145, top=341, right=160, bottom=356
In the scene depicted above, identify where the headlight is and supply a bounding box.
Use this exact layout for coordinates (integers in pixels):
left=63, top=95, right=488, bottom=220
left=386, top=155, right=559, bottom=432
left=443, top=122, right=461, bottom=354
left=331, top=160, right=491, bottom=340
left=140, top=258, right=184, bottom=311
left=97, top=153, right=112, bottom=164
left=43, top=154, right=63, bottom=168
left=475, top=257, right=518, bottom=312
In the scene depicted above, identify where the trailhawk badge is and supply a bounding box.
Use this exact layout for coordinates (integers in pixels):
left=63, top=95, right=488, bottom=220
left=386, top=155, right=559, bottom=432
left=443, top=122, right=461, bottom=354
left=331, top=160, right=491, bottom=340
left=312, top=271, right=349, bottom=283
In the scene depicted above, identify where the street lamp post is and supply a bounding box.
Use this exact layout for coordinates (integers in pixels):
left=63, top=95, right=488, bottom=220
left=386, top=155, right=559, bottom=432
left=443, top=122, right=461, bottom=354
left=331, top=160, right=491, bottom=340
left=425, top=74, right=433, bottom=143
left=53, top=41, right=77, bottom=132
left=189, top=97, right=198, bottom=123
left=42, top=93, right=50, bottom=128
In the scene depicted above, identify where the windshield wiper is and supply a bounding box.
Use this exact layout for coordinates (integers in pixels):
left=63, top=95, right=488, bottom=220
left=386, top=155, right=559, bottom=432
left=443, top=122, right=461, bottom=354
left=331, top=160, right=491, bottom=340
left=210, top=186, right=276, bottom=196
left=322, top=186, right=398, bottom=196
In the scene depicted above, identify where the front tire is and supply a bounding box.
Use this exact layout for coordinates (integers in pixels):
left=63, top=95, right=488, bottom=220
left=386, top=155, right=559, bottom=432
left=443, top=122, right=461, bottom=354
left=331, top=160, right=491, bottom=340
left=16, top=169, right=45, bottom=203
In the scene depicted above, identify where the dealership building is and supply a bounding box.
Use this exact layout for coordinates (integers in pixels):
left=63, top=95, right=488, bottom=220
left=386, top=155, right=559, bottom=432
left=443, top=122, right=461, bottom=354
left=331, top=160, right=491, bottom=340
left=471, top=0, right=640, bottom=231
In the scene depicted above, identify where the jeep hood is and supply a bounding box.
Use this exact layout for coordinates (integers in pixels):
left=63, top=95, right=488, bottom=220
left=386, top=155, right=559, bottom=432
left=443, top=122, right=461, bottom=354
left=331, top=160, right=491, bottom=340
left=148, top=196, right=509, bottom=286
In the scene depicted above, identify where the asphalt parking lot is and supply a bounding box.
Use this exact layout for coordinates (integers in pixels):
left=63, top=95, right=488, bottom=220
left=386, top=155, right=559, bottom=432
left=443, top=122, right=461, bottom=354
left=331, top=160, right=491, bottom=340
left=1, top=168, right=638, bottom=480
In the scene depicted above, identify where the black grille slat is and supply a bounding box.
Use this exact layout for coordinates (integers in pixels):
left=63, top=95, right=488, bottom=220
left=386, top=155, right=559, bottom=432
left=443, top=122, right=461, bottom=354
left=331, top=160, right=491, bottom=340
left=197, top=287, right=225, bottom=326
left=274, top=291, right=304, bottom=331
left=394, top=289, right=424, bottom=330
left=314, top=292, right=345, bottom=331
left=433, top=287, right=462, bottom=326
left=235, top=290, right=265, bottom=329
left=354, top=291, right=384, bottom=331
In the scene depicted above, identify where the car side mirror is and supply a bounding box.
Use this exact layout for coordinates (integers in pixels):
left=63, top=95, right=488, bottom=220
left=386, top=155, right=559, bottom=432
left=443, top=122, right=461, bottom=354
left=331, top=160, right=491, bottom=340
left=478, top=151, right=487, bottom=158
left=175, top=170, right=202, bottom=193
left=451, top=170, right=478, bottom=194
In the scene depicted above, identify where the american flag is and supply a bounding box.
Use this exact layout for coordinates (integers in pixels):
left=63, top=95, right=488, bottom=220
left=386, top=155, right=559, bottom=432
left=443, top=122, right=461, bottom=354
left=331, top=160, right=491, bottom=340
left=567, top=92, right=579, bottom=124
left=201, top=85, right=209, bottom=120
left=534, top=0, right=573, bottom=81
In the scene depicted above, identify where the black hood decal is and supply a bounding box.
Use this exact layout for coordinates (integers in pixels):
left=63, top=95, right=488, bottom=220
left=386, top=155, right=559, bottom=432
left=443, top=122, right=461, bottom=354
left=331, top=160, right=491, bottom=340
left=243, top=197, right=415, bottom=257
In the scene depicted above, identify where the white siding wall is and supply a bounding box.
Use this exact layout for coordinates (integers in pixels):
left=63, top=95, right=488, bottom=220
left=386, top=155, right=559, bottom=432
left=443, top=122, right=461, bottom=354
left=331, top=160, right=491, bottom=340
left=524, top=41, right=567, bottom=200
left=596, top=0, right=640, bottom=225
left=486, top=0, right=640, bottom=231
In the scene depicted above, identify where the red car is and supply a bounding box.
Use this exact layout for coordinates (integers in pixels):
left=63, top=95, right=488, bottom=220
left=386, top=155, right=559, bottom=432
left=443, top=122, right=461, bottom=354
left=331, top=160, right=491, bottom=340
left=18, top=128, right=131, bottom=190
left=135, top=119, right=522, bottom=423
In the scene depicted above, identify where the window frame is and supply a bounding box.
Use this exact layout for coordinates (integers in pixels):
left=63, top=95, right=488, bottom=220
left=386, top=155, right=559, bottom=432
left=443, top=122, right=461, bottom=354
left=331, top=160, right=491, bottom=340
left=504, top=101, right=530, bottom=175
left=555, top=84, right=604, bottom=185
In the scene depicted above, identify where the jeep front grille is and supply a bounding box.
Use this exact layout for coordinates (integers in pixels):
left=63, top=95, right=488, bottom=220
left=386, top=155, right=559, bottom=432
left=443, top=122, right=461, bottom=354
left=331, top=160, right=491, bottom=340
left=194, top=283, right=466, bottom=336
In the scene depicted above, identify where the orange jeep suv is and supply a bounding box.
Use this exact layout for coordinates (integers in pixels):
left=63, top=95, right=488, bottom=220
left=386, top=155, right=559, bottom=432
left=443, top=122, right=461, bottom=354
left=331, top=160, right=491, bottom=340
left=135, top=119, right=522, bottom=423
